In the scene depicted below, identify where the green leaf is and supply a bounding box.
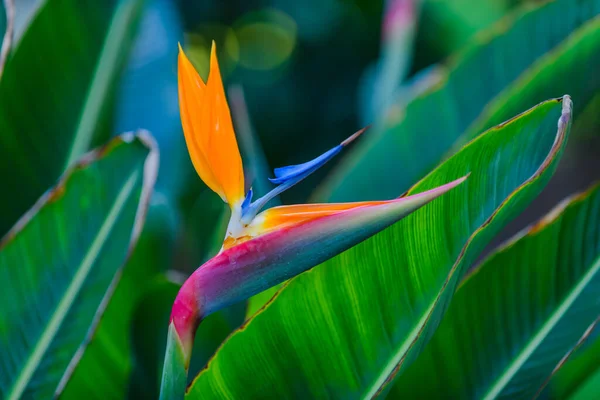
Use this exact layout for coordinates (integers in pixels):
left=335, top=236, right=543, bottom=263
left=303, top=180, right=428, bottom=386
left=567, top=369, right=600, bottom=400
left=453, top=15, right=600, bottom=149
left=0, top=0, right=144, bottom=235
left=391, top=182, right=600, bottom=399
left=317, top=0, right=599, bottom=202
left=58, top=195, right=177, bottom=399
left=417, top=0, right=513, bottom=59
left=186, top=98, right=571, bottom=399
left=546, top=325, right=600, bottom=399
left=128, top=278, right=247, bottom=399
left=0, top=132, right=158, bottom=399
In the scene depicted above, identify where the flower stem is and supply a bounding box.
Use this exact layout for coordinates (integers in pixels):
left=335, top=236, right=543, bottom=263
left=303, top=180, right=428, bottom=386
left=159, top=323, right=189, bottom=400
left=160, top=279, right=202, bottom=399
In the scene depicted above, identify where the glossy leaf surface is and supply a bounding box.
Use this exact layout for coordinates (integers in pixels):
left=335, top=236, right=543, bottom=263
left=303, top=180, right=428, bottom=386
left=0, top=0, right=144, bottom=235
left=0, top=133, right=157, bottom=399
left=391, top=183, right=600, bottom=399
left=318, top=0, right=599, bottom=202
left=186, top=98, right=571, bottom=399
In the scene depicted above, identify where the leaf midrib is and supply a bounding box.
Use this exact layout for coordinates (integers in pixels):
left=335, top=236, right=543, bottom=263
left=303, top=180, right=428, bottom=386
left=361, top=300, right=436, bottom=399
left=6, top=169, right=140, bottom=400
left=482, top=255, right=600, bottom=400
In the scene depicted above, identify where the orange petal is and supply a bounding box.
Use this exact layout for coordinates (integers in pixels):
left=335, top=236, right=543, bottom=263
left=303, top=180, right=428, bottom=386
left=258, top=201, right=390, bottom=235
left=178, top=42, right=244, bottom=207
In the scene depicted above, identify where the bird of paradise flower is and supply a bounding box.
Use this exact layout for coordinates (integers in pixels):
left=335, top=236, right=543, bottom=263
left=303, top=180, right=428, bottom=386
left=160, top=42, right=467, bottom=399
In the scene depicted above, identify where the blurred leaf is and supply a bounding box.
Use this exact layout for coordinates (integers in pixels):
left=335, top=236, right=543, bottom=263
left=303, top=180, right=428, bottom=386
left=186, top=98, right=571, bottom=398
left=454, top=16, right=600, bottom=148
left=415, top=0, right=514, bottom=63
left=571, top=92, right=600, bottom=140
left=0, top=0, right=14, bottom=77
left=59, top=194, right=176, bottom=399
left=128, top=278, right=180, bottom=399
left=128, top=277, right=246, bottom=399
left=0, top=133, right=157, bottom=399
left=565, top=370, right=600, bottom=400
left=391, top=182, right=600, bottom=399
left=360, top=0, right=421, bottom=125
left=545, top=326, right=600, bottom=399
left=318, top=0, right=599, bottom=202
left=0, top=1, right=5, bottom=36
left=113, top=0, right=185, bottom=197
left=0, top=0, right=144, bottom=236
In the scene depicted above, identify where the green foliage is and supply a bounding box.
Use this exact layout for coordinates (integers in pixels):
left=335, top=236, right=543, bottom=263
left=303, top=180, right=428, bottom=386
left=127, top=278, right=247, bottom=399
left=545, top=325, right=600, bottom=399
left=1, top=0, right=600, bottom=397
left=0, top=133, right=156, bottom=399
left=391, top=182, right=600, bottom=399
left=454, top=16, right=600, bottom=148
left=0, top=0, right=143, bottom=235
left=318, top=0, right=600, bottom=202
left=186, top=98, right=571, bottom=398
left=59, top=197, right=176, bottom=399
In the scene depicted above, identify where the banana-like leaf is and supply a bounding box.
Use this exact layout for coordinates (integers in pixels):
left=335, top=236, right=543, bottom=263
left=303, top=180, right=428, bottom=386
left=417, top=0, right=514, bottom=59
left=58, top=196, right=176, bottom=399
left=452, top=15, right=600, bottom=149
left=391, top=182, right=600, bottom=399
left=317, top=0, right=599, bottom=202
left=0, top=0, right=144, bottom=235
left=545, top=325, right=600, bottom=399
left=0, top=133, right=157, bottom=399
left=186, top=97, right=571, bottom=399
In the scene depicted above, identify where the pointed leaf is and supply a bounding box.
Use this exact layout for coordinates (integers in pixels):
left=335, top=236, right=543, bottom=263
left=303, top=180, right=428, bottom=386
left=391, top=182, right=600, bottom=399
left=0, top=133, right=157, bottom=399
left=186, top=97, right=571, bottom=398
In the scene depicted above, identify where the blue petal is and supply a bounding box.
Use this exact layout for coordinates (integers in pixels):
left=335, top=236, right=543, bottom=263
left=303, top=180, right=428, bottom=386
left=240, top=126, right=369, bottom=224
left=269, top=146, right=342, bottom=185
left=241, top=188, right=253, bottom=210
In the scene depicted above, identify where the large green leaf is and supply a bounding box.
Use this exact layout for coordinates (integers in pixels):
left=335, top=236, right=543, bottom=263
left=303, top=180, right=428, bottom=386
left=0, top=133, right=157, bottom=399
left=390, top=182, right=600, bottom=399
left=0, top=0, right=144, bottom=235
left=186, top=98, right=571, bottom=398
left=417, top=0, right=513, bottom=57
left=453, top=15, right=600, bottom=149
left=317, top=0, right=599, bottom=202
left=58, top=195, right=176, bottom=399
